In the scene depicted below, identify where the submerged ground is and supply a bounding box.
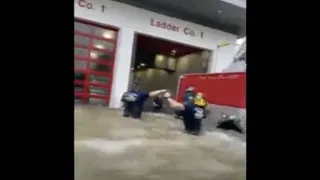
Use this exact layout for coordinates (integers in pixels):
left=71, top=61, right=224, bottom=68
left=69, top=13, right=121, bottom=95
left=75, top=105, right=246, bottom=180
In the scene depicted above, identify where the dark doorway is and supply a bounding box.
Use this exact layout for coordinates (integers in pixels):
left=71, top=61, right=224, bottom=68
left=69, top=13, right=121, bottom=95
left=129, top=33, right=212, bottom=113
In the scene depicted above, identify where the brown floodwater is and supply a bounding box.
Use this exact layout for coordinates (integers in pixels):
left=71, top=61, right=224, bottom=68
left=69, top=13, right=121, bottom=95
left=75, top=105, right=246, bottom=180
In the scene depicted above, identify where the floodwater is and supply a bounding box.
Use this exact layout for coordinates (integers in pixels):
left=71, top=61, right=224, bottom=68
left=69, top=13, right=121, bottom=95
left=75, top=105, right=246, bottom=180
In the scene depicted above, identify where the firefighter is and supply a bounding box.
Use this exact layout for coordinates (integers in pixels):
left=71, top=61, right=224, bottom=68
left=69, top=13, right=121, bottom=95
left=174, top=86, right=196, bottom=119
left=121, top=84, right=167, bottom=119
left=163, top=91, right=207, bottom=135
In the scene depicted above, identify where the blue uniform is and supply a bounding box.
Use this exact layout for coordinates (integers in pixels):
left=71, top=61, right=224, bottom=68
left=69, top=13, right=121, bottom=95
left=175, top=91, right=195, bottom=117
left=122, top=91, right=149, bottom=118
left=181, top=103, right=205, bottom=135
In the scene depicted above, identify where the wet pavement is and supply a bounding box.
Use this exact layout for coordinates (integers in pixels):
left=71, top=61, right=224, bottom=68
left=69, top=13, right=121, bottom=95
left=75, top=105, right=246, bottom=180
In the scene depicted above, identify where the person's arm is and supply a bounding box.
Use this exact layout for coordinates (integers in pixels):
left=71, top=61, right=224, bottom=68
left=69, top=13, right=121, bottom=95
left=148, top=89, right=167, bottom=98
left=163, top=92, right=185, bottom=110
left=138, top=89, right=167, bottom=102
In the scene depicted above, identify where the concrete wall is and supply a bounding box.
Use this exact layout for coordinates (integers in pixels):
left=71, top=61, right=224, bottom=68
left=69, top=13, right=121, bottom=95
left=75, top=0, right=238, bottom=108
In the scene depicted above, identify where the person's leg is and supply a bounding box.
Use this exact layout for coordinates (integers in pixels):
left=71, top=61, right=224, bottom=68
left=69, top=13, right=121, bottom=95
left=123, top=103, right=135, bottom=117
left=131, top=106, right=142, bottom=119
left=187, top=119, right=197, bottom=135
left=123, top=102, right=130, bottom=117
left=191, top=119, right=202, bottom=136
left=182, top=118, right=192, bottom=133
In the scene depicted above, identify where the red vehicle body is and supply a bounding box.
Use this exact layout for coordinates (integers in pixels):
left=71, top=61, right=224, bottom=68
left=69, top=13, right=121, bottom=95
left=176, top=72, right=246, bottom=108
left=175, top=72, right=246, bottom=130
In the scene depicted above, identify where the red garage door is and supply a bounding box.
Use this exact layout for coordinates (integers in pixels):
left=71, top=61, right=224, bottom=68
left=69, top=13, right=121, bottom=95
left=74, top=19, right=118, bottom=105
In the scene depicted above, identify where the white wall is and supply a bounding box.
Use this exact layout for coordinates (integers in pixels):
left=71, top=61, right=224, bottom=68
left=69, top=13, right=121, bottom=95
left=221, top=0, right=246, bottom=8
left=210, top=44, right=238, bottom=73
left=223, top=38, right=246, bottom=72
left=74, top=0, right=238, bottom=108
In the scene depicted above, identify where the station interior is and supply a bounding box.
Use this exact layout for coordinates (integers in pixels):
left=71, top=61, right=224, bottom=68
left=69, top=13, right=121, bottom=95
left=129, top=33, right=212, bottom=111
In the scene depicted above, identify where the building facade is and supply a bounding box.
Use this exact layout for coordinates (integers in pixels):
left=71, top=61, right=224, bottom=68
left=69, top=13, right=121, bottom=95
left=74, top=0, right=238, bottom=108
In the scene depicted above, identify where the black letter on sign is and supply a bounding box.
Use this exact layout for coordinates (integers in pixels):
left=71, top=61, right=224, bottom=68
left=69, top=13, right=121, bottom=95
left=101, top=5, right=106, bottom=13
left=78, top=0, right=86, bottom=7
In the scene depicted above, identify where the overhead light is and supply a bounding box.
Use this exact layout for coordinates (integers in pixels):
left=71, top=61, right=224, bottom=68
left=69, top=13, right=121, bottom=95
left=95, top=44, right=104, bottom=49
left=156, top=55, right=164, bottom=62
left=90, top=52, right=97, bottom=59
left=103, top=32, right=112, bottom=39
left=171, top=49, right=176, bottom=56
left=218, top=10, right=222, bottom=13
left=218, top=41, right=230, bottom=48
left=167, top=57, right=176, bottom=71
left=140, top=63, right=146, bottom=66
